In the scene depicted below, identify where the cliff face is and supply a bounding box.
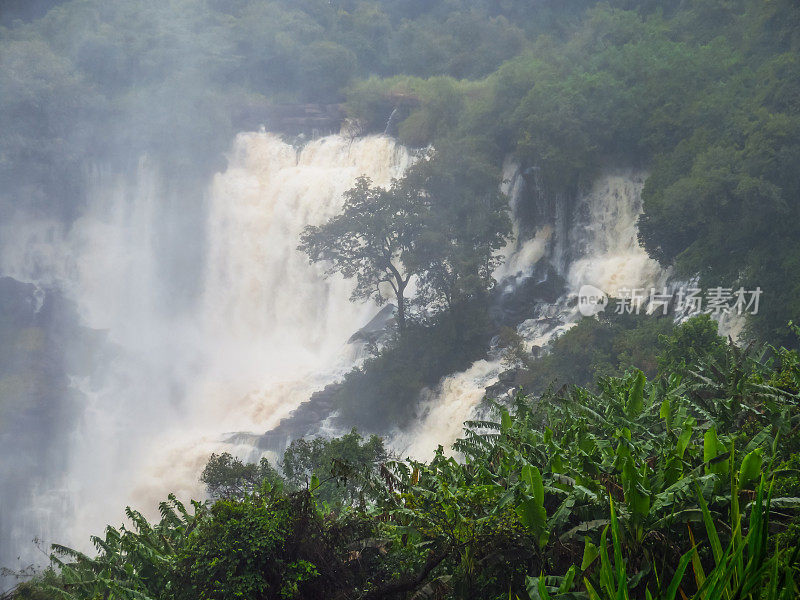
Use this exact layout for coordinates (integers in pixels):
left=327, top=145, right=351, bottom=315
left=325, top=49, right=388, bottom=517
left=231, top=103, right=346, bottom=137
left=0, top=277, right=100, bottom=584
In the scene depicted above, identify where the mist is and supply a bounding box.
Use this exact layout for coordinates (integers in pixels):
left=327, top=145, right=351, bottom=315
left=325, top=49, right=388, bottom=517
left=2, top=0, right=799, bottom=596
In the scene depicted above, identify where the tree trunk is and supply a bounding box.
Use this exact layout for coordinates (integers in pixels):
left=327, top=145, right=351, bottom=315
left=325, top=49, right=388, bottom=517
left=386, top=261, right=408, bottom=334
left=360, top=545, right=450, bottom=600
left=396, top=279, right=406, bottom=332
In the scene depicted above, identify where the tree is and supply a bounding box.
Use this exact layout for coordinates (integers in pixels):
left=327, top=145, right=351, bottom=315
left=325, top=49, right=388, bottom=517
left=400, top=144, right=512, bottom=313
left=201, top=452, right=281, bottom=500
left=299, top=147, right=511, bottom=333
left=299, top=175, right=424, bottom=331
left=282, top=429, right=387, bottom=505
left=657, top=313, right=727, bottom=376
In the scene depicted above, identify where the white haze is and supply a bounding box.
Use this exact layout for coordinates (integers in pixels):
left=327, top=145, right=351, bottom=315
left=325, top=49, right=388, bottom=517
left=1, top=129, right=683, bottom=574
left=0, top=132, right=410, bottom=567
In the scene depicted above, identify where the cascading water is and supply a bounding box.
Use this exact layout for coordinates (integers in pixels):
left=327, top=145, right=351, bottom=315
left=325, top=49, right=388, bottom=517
left=128, top=133, right=412, bottom=510
left=396, top=167, right=668, bottom=460
left=198, top=132, right=411, bottom=431
left=565, top=172, right=666, bottom=296
left=0, top=129, right=680, bottom=582
left=0, top=132, right=411, bottom=579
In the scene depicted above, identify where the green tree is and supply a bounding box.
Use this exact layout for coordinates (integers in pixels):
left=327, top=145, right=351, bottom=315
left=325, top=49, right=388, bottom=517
left=299, top=175, right=424, bottom=331
left=657, top=314, right=727, bottom=376
left=176, top=494, right=294, bottom=600
left=300, top=150, right=510, bottom=332
left=201, top=452, right=281, bottom=500
left=282, top=429, right=387, bottom=505
left=401, top=145, right=512, bottom=313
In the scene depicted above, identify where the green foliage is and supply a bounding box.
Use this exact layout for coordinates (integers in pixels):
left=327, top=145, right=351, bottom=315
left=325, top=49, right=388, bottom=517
left=176, top=492, right=294, bottom=600
left=201, top=452, right=281, bottom=500
left=281, top=428, right=387, bottom=506
left=341, top=0, right=800, bottom=343
left=573, top=477, right=800, bottom=600
left=657, top=315, right=727, bottom=378
left=17, top=338, right=800, bottom=600
left=43, top=495, right=202, bottom=600
left=513, top=312, right=674, bottom=394
left=402, top=141, right=512, bottom=312
left=32, top=487, right=386, bottom=600
left=300, top=145, right=510, bottom=332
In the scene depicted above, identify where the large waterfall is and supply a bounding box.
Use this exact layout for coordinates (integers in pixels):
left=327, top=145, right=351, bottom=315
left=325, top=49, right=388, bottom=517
left=128, top=133, right=412, bottom=512
left=0, top=131, right=667, bottom=581
left=0, top=133, right=410, bottom=579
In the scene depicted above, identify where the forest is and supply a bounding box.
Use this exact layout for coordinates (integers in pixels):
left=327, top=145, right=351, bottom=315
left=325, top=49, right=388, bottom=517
left=1, top=0, right=799, bottom=598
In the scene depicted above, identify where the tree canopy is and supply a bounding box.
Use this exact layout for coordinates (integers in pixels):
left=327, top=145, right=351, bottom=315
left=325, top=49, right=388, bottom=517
left=299, top=149, right=511, bottom=332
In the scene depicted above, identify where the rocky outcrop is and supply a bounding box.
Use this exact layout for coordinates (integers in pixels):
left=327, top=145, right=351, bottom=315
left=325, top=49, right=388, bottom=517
left=347, top=304, right=396, bottom=345
left=232, top=102, right=346, bottom=136
left=253, top=305, right=398, bottom=451
left=255, top=382, right=344, bottom=452
left=484, top=368, right=527, bottom=400
left=490, top=267, right=565, bottom=327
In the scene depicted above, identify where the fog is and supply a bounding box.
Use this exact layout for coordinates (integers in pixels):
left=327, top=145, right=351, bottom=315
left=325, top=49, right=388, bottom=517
left=0, top=1, right=266, bottom=585
left=2, top=0, right=795, bottom=594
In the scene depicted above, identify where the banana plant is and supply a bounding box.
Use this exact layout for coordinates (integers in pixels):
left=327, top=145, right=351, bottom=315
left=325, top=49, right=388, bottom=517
left=576, top=476, right=799, bottom=600
left=46, top=495, right=202, bottom=600
left=516, top=465, right=550, bottom=550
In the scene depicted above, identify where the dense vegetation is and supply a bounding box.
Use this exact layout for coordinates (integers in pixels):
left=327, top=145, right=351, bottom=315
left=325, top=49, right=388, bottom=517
left=3, top=0, right=799, bottom=420
left=343, top=0, right=800, bottom=345
left=497, top=314, right=728, bottom=397
left=11, top=326, right=800, bottom=599
left=4, top=0, right=800, bottom=596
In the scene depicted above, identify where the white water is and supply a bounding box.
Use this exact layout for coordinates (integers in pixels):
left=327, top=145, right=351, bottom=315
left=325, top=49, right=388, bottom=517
left=0, top=131, right=673, bottom=570
left=0, top=133, right=411, bottom=566
left=397, top=169, right=668, bottom=460
left=566, top=172, right=665, bottom=296
left=129, top=133, right=412, bottom=512
left=493, top=159, right=552, bottom=285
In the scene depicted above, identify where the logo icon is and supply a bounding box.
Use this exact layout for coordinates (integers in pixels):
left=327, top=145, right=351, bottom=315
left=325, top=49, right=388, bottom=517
left=578, top=284, right=608, bottom=316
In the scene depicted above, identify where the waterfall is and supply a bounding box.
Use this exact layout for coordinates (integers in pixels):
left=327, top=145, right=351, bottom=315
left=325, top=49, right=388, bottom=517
left=565, top=172, right=665, bottom=296
left=0, top=129, right=680, bottom=577
left=0, top=133, right=411, bottom=577
left=196, top=132, right=411, bottom=431
left=383, top=107, right=399, bottom=136
left=395, top=169, right=668, bottom=460
left=126, top=133, right=412, bottom=513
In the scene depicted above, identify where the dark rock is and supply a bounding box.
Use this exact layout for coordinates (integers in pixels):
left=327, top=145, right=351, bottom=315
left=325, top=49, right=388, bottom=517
left=347, top=304, right=396, bottom=344
left=255, top=382, right=345, bottom=452
left=490, top=266, right=566, bottom=327
left=232, top=102, right=346, bottom=137
left=497, top=369, right=516, bottom=384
